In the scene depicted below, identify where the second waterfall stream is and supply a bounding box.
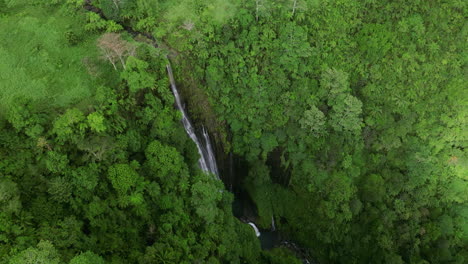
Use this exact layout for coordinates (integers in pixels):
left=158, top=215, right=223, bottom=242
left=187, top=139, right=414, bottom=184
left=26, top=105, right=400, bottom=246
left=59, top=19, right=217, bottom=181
left=166, top=63, right=261, bottom=237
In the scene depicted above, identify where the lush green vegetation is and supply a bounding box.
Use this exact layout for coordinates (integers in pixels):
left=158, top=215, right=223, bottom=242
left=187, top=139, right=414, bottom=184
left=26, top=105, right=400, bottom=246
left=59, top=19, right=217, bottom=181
left=0, top=3, right=117, bottom=114
left=0, top=2, right=262, bottom=264
left=1, top=0, right=467, bottom=263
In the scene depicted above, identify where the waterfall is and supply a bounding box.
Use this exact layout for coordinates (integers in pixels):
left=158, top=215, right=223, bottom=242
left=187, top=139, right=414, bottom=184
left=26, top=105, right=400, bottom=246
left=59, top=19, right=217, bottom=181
left=201, top=126, right=220, bottom=178
left=248, top=222, right=261, bottom=237
left=166, top=63, right=262, bottom=238
left=271, top=215, right=276, bottom=231
left=166, top=64, right=219, bottom=178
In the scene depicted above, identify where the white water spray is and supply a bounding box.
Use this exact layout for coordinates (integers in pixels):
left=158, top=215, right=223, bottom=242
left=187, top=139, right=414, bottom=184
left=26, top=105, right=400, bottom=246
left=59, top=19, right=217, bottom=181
left=248, top=222, right=261, bottom=237
left=166, top=64, right=219, bottom=178
left=167, top=63, right=262, bottom=237
left=202, top=126, right=220, bottom=177
left=271, top=215, right=276, bottom=231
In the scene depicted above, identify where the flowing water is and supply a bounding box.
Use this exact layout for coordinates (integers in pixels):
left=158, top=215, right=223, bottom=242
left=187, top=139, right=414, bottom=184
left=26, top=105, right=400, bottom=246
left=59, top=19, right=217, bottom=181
left=166, top=63, right=264, bottom=238
left=166, top=64, right=219, bottom=179
left=248, top=222, right=261, bottom=237
left=166, top=63, right=263, bottom=237
left=167, top=63, right=265, bottom=241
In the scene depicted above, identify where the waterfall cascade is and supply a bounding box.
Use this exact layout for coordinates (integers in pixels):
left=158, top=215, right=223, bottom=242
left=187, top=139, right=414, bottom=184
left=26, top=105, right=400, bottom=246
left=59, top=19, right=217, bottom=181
left=166, top=64, right=219, bottom=179
left=166, top=63, right=275, bottom=241
left=201, top=126, right=219, bottom=177
left=166, top=63, right=263, bottom=237
left=248, top=222, right=261, bottom=237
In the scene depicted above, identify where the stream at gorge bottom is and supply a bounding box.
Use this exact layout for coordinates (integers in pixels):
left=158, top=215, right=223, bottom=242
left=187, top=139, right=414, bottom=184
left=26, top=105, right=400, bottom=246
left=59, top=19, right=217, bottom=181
left=231, top=189, right=315, bottom=264
left=219, top=153, right=315, bottom=263
left=231, top=188, right=281, bottom=250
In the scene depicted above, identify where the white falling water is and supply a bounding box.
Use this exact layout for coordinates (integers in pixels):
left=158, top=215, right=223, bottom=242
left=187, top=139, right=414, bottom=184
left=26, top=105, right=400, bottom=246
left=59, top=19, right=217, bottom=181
left=248, top=222, right=261, bottom=237
left=271, top=215, right=276, bottom=231
left=202, top=127, right=220, bottom=178
left=167, top=63, right=259, bottom=237
left=166, top=64, right=219, bottom=178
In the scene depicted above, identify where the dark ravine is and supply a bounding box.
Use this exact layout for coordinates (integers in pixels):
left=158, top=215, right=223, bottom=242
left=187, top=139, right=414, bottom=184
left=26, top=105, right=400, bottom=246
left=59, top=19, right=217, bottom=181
left=82, top=2, right=316, bottom=263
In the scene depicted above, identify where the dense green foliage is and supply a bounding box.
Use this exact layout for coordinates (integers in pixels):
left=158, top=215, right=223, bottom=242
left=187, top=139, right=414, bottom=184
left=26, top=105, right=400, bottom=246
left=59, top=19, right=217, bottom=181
left=0, top=3, right=119, bottom=114
left=1, top=0, right=467, bottom=263
left=0, top=3, right=265, bottom=264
